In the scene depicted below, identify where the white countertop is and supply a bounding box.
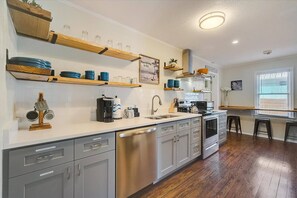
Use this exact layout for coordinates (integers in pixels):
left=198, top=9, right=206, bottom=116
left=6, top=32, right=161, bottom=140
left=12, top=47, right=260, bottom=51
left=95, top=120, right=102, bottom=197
left=4, top=113, right=201, bottom=150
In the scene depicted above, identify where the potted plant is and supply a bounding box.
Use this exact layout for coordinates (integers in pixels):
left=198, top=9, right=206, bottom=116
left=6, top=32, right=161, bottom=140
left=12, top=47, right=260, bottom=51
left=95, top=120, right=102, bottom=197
left=7, top=0, right=53, bottom=40
left=168, top=58, right=178, bottom=67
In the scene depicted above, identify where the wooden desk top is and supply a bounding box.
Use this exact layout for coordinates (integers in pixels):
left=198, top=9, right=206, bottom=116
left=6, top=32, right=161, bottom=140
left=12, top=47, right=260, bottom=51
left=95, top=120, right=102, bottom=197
left=219, top=106, right=297, bottom=112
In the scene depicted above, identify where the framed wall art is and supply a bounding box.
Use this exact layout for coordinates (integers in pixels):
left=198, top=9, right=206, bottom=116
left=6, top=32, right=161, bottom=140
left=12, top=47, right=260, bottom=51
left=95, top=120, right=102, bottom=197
left=139, top=54, right=160, bottom=85
left=231, top=80, right=242, bottom=90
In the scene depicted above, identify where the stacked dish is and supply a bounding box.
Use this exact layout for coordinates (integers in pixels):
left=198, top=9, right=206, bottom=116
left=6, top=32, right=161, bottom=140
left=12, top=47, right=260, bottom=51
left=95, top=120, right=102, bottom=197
left=60, top=71, right=81, bottom=78
left=9, top=57, right=51, bottom=70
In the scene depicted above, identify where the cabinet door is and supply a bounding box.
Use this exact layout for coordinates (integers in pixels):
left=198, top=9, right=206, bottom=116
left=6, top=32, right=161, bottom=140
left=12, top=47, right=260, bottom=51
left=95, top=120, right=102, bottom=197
left=157, top=133, right=176, bottom=179
left=8, top=162, right=74, bottom=198
left=176, top=129, right=191, bottom=168
left=75, top=151, right=115, bottom=198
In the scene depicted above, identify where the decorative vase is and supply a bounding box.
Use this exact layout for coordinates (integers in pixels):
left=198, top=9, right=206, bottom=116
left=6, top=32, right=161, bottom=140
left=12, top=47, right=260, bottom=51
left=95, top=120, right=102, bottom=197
left=223, top=93, right=229, bottom=107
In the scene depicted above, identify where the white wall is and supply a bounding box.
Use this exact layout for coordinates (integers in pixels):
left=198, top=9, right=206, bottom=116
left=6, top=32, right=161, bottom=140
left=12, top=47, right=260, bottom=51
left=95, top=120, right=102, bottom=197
left=1, top=0, right=18, bottom=196
left=221, top=55, right=297, bottom=140
left=9, top=0, right=219, bottom=130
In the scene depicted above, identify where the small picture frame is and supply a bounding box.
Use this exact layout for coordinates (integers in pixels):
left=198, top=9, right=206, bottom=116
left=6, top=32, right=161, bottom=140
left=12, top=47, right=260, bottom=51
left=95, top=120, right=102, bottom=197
left=231, top=80, right=242, bottom=91
left=139, top=54, right=160, bottom=85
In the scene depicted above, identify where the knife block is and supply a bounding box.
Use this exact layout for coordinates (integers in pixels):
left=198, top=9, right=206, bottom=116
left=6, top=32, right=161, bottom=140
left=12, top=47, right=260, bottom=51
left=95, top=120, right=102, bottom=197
left=29, top=93, right=52, bottom=131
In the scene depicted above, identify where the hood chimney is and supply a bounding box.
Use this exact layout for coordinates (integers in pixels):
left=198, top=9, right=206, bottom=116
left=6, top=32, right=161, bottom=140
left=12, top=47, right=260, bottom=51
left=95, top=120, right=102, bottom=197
left=182, top=49, right=193, bottom=74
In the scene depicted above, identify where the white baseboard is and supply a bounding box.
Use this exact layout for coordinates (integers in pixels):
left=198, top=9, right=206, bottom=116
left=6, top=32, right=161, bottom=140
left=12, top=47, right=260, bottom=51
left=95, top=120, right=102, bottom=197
left=229, top=130, right=297, bottom=143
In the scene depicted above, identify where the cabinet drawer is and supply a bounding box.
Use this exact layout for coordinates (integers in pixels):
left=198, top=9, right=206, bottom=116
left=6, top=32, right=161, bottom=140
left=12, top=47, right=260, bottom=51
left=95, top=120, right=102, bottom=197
left=75, top=132, right=115, bottom=159
left=177, top=119, right=191, bottom=131
left=157, top=122, right=176, bottom=137
left=191, top=142, right=201, bottom=159
left=191, top=128, right=201, bottom=143
left=9, top=140, right=74, bottom=178
left=191, top=117, right=201, bottom=128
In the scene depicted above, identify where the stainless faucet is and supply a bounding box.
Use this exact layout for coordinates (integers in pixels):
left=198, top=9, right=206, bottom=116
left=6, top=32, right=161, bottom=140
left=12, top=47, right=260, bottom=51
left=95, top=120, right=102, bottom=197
left=151, top=95, right=162, bottom=115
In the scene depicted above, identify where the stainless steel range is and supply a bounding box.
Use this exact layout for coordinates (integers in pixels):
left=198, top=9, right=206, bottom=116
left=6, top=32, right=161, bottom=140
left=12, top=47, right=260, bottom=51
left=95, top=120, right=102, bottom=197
left=202, top=114, right=219, bottom=159
left=178, top=100, right=219, bottom=159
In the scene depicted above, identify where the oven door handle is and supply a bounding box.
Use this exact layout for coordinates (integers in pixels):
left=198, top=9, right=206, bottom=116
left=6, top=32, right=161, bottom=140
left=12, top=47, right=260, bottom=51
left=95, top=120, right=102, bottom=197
left=205, top=143, right=218, bottom=151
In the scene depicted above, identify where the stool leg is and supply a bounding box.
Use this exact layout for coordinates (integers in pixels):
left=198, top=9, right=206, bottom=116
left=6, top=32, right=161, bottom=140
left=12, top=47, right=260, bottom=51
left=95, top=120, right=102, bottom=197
left=267, top=122, right=272, bottom=140
left=284, top=124, right=289, bottom=142
left=228, top=118, right=233, bottom=133
left=253, top=120, right=258, bottom=137
left=235, top=119, right=239, bottom=134
left=238, top=118, right=242, bottom=134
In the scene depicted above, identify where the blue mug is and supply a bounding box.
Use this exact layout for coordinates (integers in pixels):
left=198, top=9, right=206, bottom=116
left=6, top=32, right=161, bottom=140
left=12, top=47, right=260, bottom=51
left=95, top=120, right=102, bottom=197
left=100, top=72, right=109, bottom=81
left=174, top=80, right=180, bottom=88
left=167, top=79, right=174, bottom=88
left=85, top=70, right=95, bottom=80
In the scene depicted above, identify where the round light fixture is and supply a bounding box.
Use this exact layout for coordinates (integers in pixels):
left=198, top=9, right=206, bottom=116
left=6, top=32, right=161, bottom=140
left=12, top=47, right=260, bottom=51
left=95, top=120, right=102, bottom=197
left=199, top=11, right=225, bottom=30
left=232, top=40, right=239, bottom=44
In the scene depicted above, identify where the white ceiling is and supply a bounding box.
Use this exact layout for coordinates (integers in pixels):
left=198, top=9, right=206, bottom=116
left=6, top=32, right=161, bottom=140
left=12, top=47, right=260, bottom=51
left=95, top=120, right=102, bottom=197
left=67, top=0, right=297, bottom=67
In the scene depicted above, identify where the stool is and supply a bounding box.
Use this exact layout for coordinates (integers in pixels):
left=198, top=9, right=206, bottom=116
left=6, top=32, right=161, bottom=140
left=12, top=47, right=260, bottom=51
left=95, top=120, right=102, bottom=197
left=284, top=121, right=297, bottom=142
left=253, top=118, right=272, bottom=139
left=227, top=115, right=242, bottom=134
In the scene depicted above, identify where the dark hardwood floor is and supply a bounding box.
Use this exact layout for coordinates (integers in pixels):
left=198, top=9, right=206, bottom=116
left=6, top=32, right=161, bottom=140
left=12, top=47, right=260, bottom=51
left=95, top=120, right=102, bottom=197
left=134, top=133, right=297, bottom=198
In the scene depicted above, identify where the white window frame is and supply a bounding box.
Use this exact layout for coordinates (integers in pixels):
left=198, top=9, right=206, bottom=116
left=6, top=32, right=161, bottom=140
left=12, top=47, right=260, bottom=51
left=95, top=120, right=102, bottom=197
left=254, top=67, right=294, bottom=117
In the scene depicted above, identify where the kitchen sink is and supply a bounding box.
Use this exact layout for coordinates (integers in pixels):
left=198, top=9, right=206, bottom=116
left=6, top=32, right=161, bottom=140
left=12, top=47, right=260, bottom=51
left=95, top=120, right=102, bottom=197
left=145, top=114, right=180, bottom=120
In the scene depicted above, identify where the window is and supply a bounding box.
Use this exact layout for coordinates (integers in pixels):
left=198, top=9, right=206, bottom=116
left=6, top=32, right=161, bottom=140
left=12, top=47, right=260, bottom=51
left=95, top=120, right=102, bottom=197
left=255, top=69, right=293, bottom=117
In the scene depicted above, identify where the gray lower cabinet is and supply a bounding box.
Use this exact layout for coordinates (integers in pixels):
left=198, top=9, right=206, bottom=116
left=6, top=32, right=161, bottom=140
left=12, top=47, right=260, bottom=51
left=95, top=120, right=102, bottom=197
left=74, top=151, right=115, bottom=198
left=157, top=133, right=177, bottom=178
left=5, top=133, right=116, bottom=198
left=218, top=112, right=227, bottom=145
left=176, top=130, right=191, bottom=168
left=8, top=162, right=74, bottom=198
left=157, top=119, right=193, bottom=179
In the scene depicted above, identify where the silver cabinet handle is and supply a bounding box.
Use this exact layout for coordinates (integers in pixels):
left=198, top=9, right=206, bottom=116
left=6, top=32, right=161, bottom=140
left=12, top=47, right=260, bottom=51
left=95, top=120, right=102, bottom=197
left=93, top=137, right=102, bottom=141
left=162, top=126, right=173, bottom=131
left=67, top=167, right=71, bottom=180
left=35, top=146, right=56, bottom=152
left=40, top=170, right=54, bottom=177
left=78, top=164, right=81, bottom=176
left=91, top=143, right=101, bottom=150
left=119, top=127, right=157, bottom=138
left=36, top=154, right=54, bottom=163
left=205, top=143, right=217, bottom=151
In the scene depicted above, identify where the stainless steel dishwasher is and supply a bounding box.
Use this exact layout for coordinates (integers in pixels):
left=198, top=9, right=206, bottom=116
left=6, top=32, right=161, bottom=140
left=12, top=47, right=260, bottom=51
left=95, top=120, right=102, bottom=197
left=116, top=125, right=157, bottom=198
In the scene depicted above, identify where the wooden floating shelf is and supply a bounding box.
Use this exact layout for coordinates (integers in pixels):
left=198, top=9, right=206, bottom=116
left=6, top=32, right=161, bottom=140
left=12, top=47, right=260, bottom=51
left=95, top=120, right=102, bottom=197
left=48, top=76, right=106, bottom=86
left=164, top=88, right=183, bottom=91
left=193, top=90, right=212, bottom=93
left=48, top=76, right=141, bottom=88
left=7, top=70, right=141, bottom=88
left=176, top=73, right=214, bottom=79
left=219, top=106, right=297, bottom=112
left=6, top=64, right=52, bottom=76
left=164, top=64, right=183, bottom=71
left=107, top=81, right=141, bottom=88
left=6, top=64, right=52, bottom=82
left=48, top=31, right=140, bottom=62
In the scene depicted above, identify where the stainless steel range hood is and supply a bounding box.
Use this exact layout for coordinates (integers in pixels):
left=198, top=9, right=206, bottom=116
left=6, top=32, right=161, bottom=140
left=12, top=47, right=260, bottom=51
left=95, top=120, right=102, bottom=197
left=182, top=49, right=194, bottom=75
left=178, top=49, right=214, bottom=79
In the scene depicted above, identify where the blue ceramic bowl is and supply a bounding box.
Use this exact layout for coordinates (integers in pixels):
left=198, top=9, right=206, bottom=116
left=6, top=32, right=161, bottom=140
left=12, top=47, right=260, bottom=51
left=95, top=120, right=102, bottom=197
left=167, top=79, right=174, bottom=88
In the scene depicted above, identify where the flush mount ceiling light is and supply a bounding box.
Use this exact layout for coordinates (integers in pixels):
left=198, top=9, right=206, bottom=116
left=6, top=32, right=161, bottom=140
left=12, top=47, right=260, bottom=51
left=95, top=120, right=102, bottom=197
left=232, top=40, right=239, bottom=44
left=199, top=11, right=225, bottom=30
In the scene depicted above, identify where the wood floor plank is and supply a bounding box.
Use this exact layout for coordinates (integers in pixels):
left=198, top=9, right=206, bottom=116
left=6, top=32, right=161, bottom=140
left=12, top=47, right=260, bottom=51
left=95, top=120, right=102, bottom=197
left=134, top=133, right=297, bottom=198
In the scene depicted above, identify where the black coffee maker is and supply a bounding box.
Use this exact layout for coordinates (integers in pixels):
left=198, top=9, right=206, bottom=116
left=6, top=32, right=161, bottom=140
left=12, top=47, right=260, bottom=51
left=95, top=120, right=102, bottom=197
left=96, top=95, right=114, bottom=122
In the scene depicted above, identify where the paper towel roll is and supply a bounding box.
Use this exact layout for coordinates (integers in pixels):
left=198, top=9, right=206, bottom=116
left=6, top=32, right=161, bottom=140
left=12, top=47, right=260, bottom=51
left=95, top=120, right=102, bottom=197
left=113, top=97, right=122, bottom=119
